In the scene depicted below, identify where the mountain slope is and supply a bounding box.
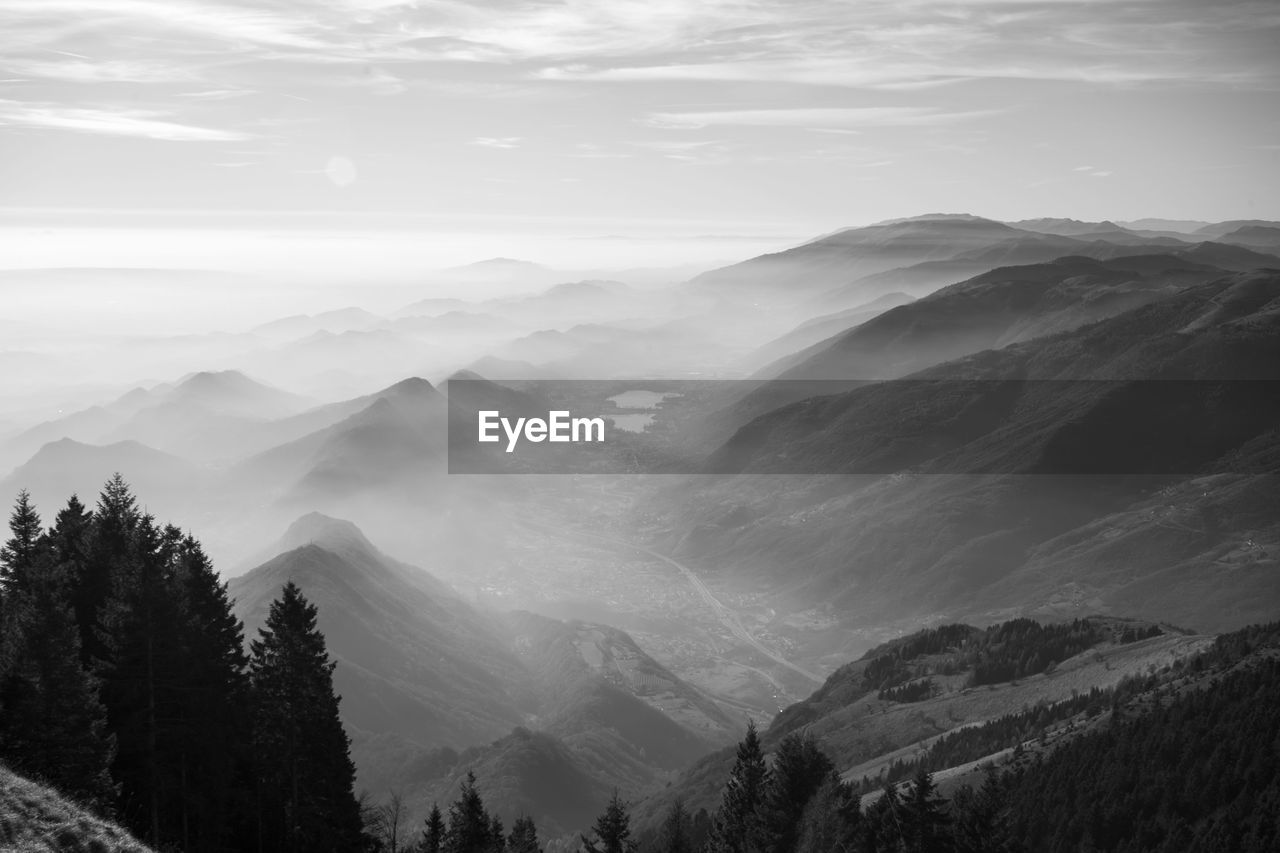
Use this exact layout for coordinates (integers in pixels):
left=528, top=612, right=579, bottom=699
left=0, top=764, right=154, bottom=853
left=691, top=216, right=1029, bottom=303
left=229, top=513, right=533, bottom=754
left=647, top=271, right=1280, bottom=640
left=232, top=377, right=447, bottom=505
left=769, top=253, right=1231, bottom=381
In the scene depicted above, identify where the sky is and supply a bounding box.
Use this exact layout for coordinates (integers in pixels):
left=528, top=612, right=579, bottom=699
left=1, top=0, right=1279, bottom=271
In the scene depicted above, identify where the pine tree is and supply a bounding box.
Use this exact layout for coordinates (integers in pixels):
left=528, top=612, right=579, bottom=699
left=793, top=775, right=860, bottom=853
left=97, top=513, right=189, bottom=845
left=707, top=722, right=771, bottom=853
left=658, top=799, right=692, bottom=853
left=952, top=767, right=1018, bottom=853
left=506, top=816, right=540, bottom=853
left=759, top=732, right=833, bottom=853
left=424, top=803, right=447, bottom=853
left=170, top=531, right=253, bottom=851
left=445, top=772, right=492, bottom=853
left=44, top=494, right=91, bottom=570
left=0, top=559, right=116, bottom=811
left=582, top=790, right=637, bottom=853
left=0, top=490, right=43, bottom=598
left=488, top=815, right=506, bottom=853
left=902, top=770, right=952, bottom=853
left=80, top=474, right=141, bottom=668
left=249, top=581, right=363, bottom=853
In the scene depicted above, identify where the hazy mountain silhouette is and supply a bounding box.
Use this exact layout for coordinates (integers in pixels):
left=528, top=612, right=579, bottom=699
left=771, top=254, right=1231, bottom=382
left=4, top=370, right=312, bottom=463
left=234, top=377, right=447, bottom=505
left=739, top=292, right=916, bottom=373
left=230, top=513, right=532, bottom=753
left=0, top=437, right=203, bottom=519
left=653, top=271, right=1280, bottom=636
left=691, top=216, right=1028, bottom=302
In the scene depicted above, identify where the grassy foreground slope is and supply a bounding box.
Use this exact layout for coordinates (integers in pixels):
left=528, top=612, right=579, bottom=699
left=0, top=764, right=152, bottom=853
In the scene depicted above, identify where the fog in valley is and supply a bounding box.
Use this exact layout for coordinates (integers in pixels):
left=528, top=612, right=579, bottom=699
left=3, top=1, right=1279, bottom=851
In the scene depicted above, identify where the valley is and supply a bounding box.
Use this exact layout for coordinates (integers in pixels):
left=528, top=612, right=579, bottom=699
left=2, top=212, right=1279, bottom=851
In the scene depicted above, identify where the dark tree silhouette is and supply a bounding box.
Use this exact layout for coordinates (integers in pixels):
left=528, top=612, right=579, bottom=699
left=249, top=580, right=363, bottom=853
left=706, top=721, right=771, bottom=853
left=582, top=790, right=637, bottom=853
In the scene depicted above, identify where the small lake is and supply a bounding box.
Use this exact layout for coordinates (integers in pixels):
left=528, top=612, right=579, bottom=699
left=606, top=390, right=682, bottom=410
left=609, top=413, right=655, bottom=433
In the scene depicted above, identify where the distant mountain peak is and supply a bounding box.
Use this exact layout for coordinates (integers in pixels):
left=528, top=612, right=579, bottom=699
left=872, top=213, right=995, bottom=226
left=176, top=369, right=253, bottom=389
left=277, top=512, right=378, bottom=559
left=455, top=257, right=548, bottom=271
left=381, top=376, right=437, bottom=396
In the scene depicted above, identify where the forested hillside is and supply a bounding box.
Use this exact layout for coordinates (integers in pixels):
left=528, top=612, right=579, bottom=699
left=630, top=620, right=1280, bottom=853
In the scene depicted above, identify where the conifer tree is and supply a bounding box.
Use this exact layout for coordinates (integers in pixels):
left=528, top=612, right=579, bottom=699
left=759, top=732, right=833, bottom=853
left=0, top=559, right=116, bottom=811
left=793, top=775, right=860, bottom=853
left=445, top=771, right=492, bottom=853
left=902, top=770, right=951, bottom=853
left=97, top=513, right=188, bottom=845
left=658, top=799, right=692, bottom=853
left=171, top=531, right=253, bottom=851
left=44, top=494, right=91, bottom=571
left=707, top=722, right=771, bottom=853
left=952, top=766, right=1017, bottom=853
left=80, top=474, right=140, bottom=667
left=249, top=581, right=363, bottom=853
left=423, top=803, right=447, bottom=853
left=863, top=783, right=903, bottom=851
left=506, top=816, right=540, bottom=853
left=582, top=790, right=637, bottom=853
left=488, top=815, right=506, bottom=853
left=0, top=490, right=42, bottom=598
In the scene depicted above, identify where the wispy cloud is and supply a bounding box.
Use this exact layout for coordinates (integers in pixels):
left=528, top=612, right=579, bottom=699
left=472, top=136, right=523, bottom=149
left=0, top=100, right=251, bottom=141
left=644, top=106, right=998, bottom=130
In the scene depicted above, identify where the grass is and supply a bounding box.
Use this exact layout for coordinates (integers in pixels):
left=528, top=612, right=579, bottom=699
left=0, top=765, right=153, bottom=853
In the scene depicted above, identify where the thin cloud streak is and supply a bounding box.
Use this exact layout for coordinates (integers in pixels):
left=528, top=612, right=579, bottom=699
left=644, top=107, right=1000, bottom=130
left=0, top=100, right=252, bottom=141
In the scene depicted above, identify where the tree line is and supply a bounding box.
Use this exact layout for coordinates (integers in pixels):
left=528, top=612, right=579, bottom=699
left=632, top=620, right=1280, bottom=853
left=0, top=479, right=364, bottom=851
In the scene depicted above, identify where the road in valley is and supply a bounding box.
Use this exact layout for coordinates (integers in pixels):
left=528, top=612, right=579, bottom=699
left=566, top=528, right=824, bottom=687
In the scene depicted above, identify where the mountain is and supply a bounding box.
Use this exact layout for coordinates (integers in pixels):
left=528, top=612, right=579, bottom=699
left=250, top=307, right=383, bottom=341
left=1119, top=218, right=1212, bottom=233
left=700, top=253, right=1232, bottom=438
left=1192, top=219, right=1280, bottom=239
left=645, top=271, right=1280, bottom=644
left=393, top=610, right=738, bottom=839
left=0, top=764, right=155, bottom=853
left=4, top=370, right=315, bottom=463
left=1219, top=225, right=1280, bottom=249
left=767, top=253, right=1230, bottom=382
left=802, top=229, right=1218, bottom=315
left=1010, top=218, right=1136, bottom=238
left=632, top=616, right=1207, bottom=833
left=230, top=513, right=533, bottom=755
left=0, top=438, right=203, bottom=519
left=739, top=292, right=916, bottom=373
left=230, top=514, right=738, bottom=839
left=691, top=216, right=1029, bottom=303
left=234, top=377, right=448, bottom=505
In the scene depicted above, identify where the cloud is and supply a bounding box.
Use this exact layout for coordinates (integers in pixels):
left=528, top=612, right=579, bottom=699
left=472, top=136, right=522, bottom=149
left=0, top=100, right=251, bottom=140
left=1, top=57, right=196, bottom=84
left=644, top=106, right=998, bottom=130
